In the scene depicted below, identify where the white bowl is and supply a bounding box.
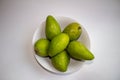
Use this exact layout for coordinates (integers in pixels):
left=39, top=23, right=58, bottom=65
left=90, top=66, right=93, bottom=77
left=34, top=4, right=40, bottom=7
left=32, top=16, right=90, bottom=74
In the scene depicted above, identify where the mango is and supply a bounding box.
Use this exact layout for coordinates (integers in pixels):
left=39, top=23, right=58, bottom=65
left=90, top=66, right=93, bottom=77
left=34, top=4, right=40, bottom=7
left=67, top=41, right=94, bottom=60
left=45, top=15, right=61, bottom=40
left=63, top=22, right=82, bottom=41
left=34, top=39, right=50, bottom=57
left=48, top=33, right=69, bottom=57
left=51, top=51, right=70, bottom=72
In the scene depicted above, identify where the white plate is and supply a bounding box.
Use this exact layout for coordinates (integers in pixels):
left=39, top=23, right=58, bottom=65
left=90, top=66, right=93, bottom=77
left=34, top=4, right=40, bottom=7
left=32, top=16, right=91, bottom=74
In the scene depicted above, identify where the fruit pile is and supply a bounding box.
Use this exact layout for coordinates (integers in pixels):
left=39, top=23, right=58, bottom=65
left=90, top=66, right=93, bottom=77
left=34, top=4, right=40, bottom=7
left=34, top=15, right=94, bottom=72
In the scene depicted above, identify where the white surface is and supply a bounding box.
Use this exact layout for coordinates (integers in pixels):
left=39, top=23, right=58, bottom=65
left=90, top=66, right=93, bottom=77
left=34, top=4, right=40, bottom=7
left=0, top=0, right=120, bottom=80
left=32, top=16, right=91, bottom=74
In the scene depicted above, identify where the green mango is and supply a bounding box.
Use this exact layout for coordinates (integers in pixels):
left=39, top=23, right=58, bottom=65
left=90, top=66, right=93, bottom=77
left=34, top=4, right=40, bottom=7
left=63, top=22, right=82, bottom=41
left=34, top=39, right=50, bottom=57
left=51, top=51, right=70, bottom=72
left=67, top=41, right=94, bottom=60
left=45, top=15, right=61, bottom=40
left=48, top=33, right=69, bottom=57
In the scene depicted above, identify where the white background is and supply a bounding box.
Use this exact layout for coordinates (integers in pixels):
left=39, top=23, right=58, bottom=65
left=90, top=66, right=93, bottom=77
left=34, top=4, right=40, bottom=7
left=0, top=0, right=120, bottom=80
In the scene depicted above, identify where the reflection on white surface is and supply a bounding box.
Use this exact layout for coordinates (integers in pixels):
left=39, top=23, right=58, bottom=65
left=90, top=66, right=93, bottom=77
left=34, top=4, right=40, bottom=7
left=0, top=0, right=120, bottom=80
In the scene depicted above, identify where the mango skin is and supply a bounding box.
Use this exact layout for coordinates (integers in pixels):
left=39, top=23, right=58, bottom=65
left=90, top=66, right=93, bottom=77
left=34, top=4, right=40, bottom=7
left=63, top=22, right=82, bottom=41
left=34, top=39, right=50, bottom=57
left=45, top=15, right=61, bottom=40
left=51, top=51, right=70, bottom=72
left=67, top=41, right=94, bottom=60
left=48, top=33, right=69, bottom=57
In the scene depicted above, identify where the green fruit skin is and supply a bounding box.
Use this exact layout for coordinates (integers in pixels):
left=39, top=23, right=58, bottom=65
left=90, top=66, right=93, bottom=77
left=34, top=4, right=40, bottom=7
left=63, top=22, right=82, bottom=41
left=48, top=33, right=69, bottom=57
left=67, top=41, right=94, bottom=60
left=51, top=51, right=70, bottom=72
left=46, top=15, right=61, bottom=40
left=34, top=39, right=50, bottom=57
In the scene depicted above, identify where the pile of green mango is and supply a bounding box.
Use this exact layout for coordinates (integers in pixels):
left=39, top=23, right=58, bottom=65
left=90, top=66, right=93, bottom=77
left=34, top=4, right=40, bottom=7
left=34, top=15, right=95, bottom=72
